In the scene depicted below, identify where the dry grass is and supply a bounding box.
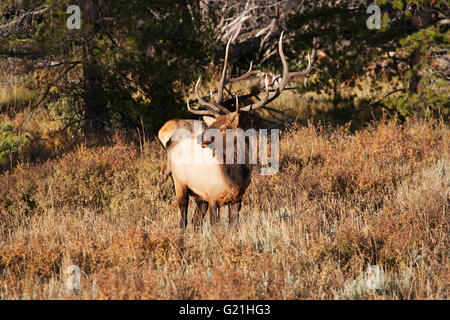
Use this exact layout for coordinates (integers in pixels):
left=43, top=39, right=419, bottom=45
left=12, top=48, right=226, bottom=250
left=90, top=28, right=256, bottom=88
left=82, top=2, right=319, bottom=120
left=0, top=118, right=448, bottom=299
left=0, top=64, right=41, bottom=116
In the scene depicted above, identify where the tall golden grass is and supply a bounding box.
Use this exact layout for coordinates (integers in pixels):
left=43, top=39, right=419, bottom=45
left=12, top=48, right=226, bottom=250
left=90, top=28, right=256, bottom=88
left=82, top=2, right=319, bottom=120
left=0, top=117, right=448, bottom=299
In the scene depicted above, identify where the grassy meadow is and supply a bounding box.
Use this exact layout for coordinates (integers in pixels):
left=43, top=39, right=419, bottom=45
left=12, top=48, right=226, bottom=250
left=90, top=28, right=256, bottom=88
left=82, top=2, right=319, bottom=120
left=0, top=73, right=449, bottom=299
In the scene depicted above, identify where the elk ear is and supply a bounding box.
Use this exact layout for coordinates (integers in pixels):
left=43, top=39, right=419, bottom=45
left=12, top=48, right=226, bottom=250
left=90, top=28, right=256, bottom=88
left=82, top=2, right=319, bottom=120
left=202, top=116, right=216, bottom=127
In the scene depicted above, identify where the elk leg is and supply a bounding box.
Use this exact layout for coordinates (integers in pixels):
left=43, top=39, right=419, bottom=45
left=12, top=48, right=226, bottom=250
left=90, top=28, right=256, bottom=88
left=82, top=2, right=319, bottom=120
left=193, top=198, right=208, bottom=229
left=175, top=184, right=189, bottom=230
left=228, top=201, right=241, bottom=227
left=208, top=202, right=219, bottom=226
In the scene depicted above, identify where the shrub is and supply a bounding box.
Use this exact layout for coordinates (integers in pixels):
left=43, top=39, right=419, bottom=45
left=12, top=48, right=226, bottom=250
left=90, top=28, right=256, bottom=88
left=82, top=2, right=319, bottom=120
left=0, top=122, right=29, bottom=165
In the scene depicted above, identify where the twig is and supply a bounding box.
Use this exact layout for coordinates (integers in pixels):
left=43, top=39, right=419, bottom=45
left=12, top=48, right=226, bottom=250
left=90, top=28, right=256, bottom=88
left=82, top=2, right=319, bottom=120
left=267, top=119, right=295, bottom=129
left=370, top=88, right=406, bottom=106
left=262, top=105, right=295, bottom=119
left=13, top=61, right=80, bottom=133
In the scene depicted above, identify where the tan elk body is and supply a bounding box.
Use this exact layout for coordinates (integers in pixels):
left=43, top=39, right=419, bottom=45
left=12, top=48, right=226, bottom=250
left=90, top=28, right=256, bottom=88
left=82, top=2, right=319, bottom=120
left=159, top=118, right=250, bottom=206
left=158, top=32, right=315, bottom=229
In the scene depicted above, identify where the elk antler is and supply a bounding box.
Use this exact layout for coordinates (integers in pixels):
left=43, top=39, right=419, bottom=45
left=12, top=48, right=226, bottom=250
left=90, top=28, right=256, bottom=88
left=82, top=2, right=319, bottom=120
left=188, top=37, right=258, bottom=117
left=237, top=74, right=270, bottom=112
left=187, top=32, right=315, bottom=117
left=193, top=77, right=223, bottom=115
left=186, top=100, right=218, bottom=116
left=215, top=38, right=258, bottom=106
left=240, top=31, right=315, bottom=112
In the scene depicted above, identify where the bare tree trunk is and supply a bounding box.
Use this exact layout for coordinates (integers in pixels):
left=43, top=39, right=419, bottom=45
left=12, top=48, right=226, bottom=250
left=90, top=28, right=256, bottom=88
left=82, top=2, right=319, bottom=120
left=408, top=49, right=422, bottom=93
left=80, top=0, right=107, bottom=139
left=82, top=48, right=106, bottom=138
left=408, top=7, right=432, bottom=94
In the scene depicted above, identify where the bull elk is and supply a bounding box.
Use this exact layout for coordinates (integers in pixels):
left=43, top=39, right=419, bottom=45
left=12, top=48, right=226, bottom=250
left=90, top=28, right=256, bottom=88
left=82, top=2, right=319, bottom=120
left=158, top=32, right=315, bottom=230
